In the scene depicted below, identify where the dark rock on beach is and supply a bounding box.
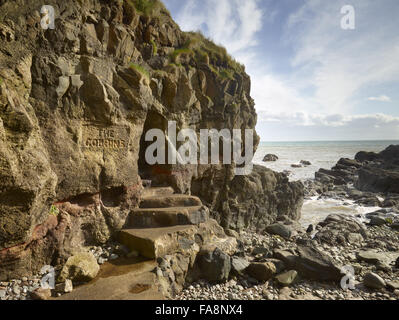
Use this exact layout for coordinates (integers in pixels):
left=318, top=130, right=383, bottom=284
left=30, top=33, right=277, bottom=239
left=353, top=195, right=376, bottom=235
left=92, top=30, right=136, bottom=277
left=314, top=214, right=367, bottom=246
left=363, top=272, right=386, bottom=290
left=313, top=145, right=399, bottom=207
left=291, top=164, right=302, bottom=168
left=264, top=223, right=292, bottom=239
left=274, top=245, right=342, bottom=281
left=356, top=167, right=399, bottom=194
left=195, top=248, right=232, bottom=283
left=263, top=154, right=279, bottom=162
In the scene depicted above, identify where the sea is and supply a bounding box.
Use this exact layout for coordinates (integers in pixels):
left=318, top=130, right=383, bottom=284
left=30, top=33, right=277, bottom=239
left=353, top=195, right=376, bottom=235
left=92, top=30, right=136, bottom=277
left=253, top=140, right=399, bottom=228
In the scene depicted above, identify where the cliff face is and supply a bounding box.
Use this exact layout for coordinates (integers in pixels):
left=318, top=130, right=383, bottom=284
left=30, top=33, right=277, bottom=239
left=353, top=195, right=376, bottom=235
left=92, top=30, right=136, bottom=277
left=0, top=0, right=303, bottom=280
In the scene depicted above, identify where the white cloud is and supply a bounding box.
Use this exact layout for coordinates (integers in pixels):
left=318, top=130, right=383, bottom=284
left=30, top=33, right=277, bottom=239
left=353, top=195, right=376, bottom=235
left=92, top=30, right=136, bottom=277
left=164, top=0, right=399, bottom=140
left=258, top=112, right=399, bottom=127
left=251, top=0, right=399, bottom=140
left=257, top=113, right=399, bottom=141
left=368, top=95, right=391, bottom=102
left=282, top=0, right=399, bottom=115
left=175, top=0, right=263, bottom=55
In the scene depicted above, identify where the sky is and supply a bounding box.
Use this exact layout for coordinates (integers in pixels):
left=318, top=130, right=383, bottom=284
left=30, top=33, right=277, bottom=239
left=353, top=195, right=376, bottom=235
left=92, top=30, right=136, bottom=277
left=162, top=0, right=399, bottom=141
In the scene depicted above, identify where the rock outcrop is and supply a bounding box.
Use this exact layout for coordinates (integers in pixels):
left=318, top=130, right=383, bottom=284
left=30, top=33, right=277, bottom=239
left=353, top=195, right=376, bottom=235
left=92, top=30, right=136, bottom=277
left=262, top=154, right=278, bottom=162
left=0, top=0, right=303, bottom=280
left=199, top=165, right=304, bottom=232
left=311, top=145, right=399, bottom=209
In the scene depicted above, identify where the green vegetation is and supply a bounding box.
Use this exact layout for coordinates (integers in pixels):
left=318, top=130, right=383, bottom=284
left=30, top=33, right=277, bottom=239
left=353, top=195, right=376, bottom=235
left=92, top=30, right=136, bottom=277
left=188, top=31, right=244, bottom=71
left=219, top=68, right=235, bottom=80
left=49, top=205, right=59, bottom=216
left=125, top=0, right=170, bottom=18
left=129, top=62, right=150, bottom=81
left=168, top=62, right=183, bottom=69
left=169, top=31, right=244, bottom=81
left=126, top=2, right=243, bottom=81
left=150, top=39, right=158, bottom=56
left=169, top=37, right=201, bottom=63
left=170, top=47, right=192, bottom=63
left=133, top=0, right=157, bottom=16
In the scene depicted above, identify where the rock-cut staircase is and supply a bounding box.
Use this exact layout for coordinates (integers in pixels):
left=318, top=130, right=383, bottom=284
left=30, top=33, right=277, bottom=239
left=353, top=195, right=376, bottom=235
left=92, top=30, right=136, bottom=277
left=59, top=186, right=234, bottom=300
left=118, top=186, right=209, bottom=259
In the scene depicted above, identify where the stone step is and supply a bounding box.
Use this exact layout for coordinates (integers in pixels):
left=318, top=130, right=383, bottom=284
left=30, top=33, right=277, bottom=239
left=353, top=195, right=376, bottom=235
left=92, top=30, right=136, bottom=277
left=142, top=187, right=174, bottom=198
left=56, top=259, right=164, bottom=300
left=139, top=194, right=202, bottom=209
left=128, top=206, right=207, bottom=228
left=118, top=225, right=199, bottom=259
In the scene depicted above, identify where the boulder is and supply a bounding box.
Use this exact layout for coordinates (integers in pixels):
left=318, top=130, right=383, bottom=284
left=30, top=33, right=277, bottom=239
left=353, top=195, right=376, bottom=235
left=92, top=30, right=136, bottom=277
left=300, top=160, right=311, bottom=166
left=291, top=164, right=302, bottom=168
left=348, top=189, right=365, bottom=199
left=378, top=145, right=399, bottom=164
left=262, top=154, right=278, bottom=162
left=387, top=281, right=399, bottom=290
left=231, top=257, right=250, bottom=275
left=383, top=196, right=399, bottom=208
left=264, top=223, right=292, bottom=239
left=356, top=196, right=382, bottom=207
left=246, top=262, right=276, bottom=282
left=355, top=151, right=380, bottom=162
left=58, top=252, right=100, bottom=283
left=274, top=246, right=342, bottom=281
left=368, top=216, right=388, bottom=226
left=356, top=250, right=390, bottom=265
left=363, top=272, right=386, bottom=289
left=336, top=158, right=362, bottom=168
left=196, top=248, right=231, bottom=283
left=314, top=214, right=367, bottom=246
left=282, top=170, right=292, bottom=177
left=315, top=167, right=355, bottom=185
left=356, top=167, right=399, bottom=194
left=30, top=288, right=52, bottom=300
left=273, top=249, right=296, bottom=266
left=215, top=165, right=304, bottom=232
left=251, top=246, right=271, bottom=256
left=264, top=258, right=286, bottom=274
left=55, top=279, right=73, bottom=293
left=275, top=270, right=298, bottom=287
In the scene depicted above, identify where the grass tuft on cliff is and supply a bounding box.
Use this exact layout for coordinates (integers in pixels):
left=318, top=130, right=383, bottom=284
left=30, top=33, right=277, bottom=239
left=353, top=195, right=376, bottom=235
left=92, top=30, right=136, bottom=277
left=150, top=39, right=158, bottom=56
left=193, top=31, right=244, bottom=72
left=126, top=0, right=170, bottom=18
left=169, top=31, right=244, bottom=80
left=129, top=62, right=150, bottom=81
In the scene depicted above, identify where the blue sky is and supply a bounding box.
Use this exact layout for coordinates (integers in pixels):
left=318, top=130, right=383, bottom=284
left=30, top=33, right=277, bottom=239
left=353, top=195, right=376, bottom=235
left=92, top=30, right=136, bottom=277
left=162, top=0, right=399, bottom=141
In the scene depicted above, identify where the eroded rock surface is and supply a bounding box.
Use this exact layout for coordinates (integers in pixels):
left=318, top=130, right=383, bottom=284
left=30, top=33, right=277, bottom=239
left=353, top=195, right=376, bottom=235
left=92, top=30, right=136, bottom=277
left=0, top=0, right=303, bottom=281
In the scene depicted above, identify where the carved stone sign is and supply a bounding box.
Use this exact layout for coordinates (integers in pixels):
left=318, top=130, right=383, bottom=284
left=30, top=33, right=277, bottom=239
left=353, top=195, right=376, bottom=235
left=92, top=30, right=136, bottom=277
left=82, top=124, right=130, bottom=152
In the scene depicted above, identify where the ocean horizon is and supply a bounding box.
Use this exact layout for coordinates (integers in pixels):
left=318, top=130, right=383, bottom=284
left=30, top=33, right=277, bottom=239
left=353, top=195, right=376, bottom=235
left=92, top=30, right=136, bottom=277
left=254, top=139, right=399, bottom=181
left=254, top=139, right=399, bottom=228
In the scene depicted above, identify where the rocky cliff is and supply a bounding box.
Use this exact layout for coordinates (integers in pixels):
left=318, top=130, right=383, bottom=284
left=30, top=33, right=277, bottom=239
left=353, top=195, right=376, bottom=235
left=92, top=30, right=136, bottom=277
left=0, top=0, right=303, bottom=280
